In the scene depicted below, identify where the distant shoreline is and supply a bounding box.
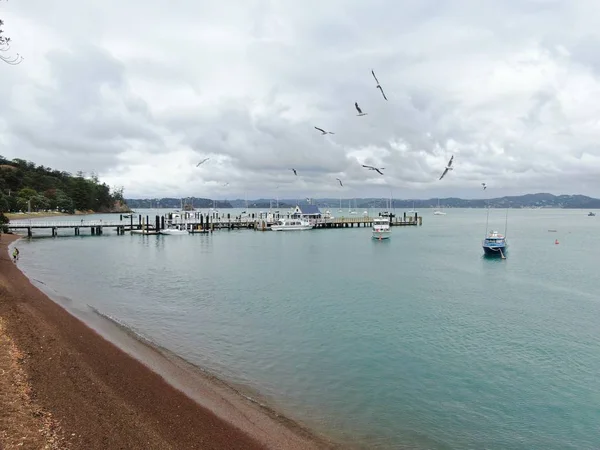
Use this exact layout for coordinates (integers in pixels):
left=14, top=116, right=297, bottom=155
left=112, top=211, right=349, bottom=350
left=2, top=235, right=333, bottom=449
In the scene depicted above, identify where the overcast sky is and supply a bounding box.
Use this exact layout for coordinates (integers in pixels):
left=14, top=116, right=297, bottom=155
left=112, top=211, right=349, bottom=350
left=2, top=0, right=600, bottom=200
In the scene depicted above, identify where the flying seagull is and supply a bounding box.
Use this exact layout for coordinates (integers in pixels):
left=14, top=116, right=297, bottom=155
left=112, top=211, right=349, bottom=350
left=439, top=155, right=454, bottom=180
left=290, top=168, right=297, bottom=176
left=482, top=182, right=487, bottom=190
left=355, top=102, right=367, bottom=116
left=371, top=70, right=388, bottom=101
left=314, top=126, right=334, bottom=135
left=336, top=178, right=343, bottom=187
left=196, top=158, right=210, bottom=167
left=362, top=164, right=385, bottom=175
left=223, top=182, right=230, bottom=187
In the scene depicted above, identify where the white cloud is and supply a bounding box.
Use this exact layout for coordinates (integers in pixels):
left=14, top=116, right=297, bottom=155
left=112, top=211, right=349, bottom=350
left=2, top=0, right=600, bottom=199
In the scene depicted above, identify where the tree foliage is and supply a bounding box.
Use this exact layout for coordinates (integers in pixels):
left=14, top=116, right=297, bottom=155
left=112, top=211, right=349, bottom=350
left=0, top=156, right=127, bottom=214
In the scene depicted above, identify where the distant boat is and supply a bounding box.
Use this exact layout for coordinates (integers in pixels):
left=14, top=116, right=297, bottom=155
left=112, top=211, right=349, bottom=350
left=348, top=199, right=358, bottom=215
left=131, top=229, right=159, bottom=235
left=160, top=224, right=188, bottom=235
left=433, top=198, right=446, bottom=215
left=372, top=217, right=391, bottom=240
left=407, top=201, right=418, bottom=213
left=588, top=212, right=596, bottom=216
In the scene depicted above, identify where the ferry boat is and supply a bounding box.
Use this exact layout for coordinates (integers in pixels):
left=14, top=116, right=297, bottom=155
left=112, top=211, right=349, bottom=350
left=372, top=217, right=391, bottom=240
left=482, top=230, right=507, bottom=257
left=588, top=211, right=596, bottom=216
left=270, top=218, right=314, bottom=231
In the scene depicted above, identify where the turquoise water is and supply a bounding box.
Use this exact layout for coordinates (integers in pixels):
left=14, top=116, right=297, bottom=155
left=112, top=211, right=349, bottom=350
left=14, top=208, right=600, bottom=449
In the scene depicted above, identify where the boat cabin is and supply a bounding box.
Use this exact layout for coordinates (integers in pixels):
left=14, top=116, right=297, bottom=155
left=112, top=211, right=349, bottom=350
left=484, top=231, right=505, bottom=244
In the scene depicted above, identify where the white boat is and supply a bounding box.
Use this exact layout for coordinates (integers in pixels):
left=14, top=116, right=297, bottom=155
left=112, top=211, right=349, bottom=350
left=160, top=224, right=188, bottom=235
left=372, top=217, right=391, bottom=240
left=433, top=198, right=446, bottom=215
left=348, top=199, right=358, bottom=215
left=271, top=218, right=314, bottom=231
left=131, top=229, right=159, bottom=235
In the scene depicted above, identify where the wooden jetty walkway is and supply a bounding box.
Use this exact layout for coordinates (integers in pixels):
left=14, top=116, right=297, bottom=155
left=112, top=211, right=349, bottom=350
left=7, top=211, right=422, bottom=237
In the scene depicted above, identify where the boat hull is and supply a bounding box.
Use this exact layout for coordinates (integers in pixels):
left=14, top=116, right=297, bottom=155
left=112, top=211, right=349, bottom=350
left=482, top=244, right=507, bottom=256
left=372, top=232, right=391, bottom=240
left=159, top=229, right=188, bottom=235
left=131, top=230, right=159, bottom=235
left=271, top=225, right=313, bottom=231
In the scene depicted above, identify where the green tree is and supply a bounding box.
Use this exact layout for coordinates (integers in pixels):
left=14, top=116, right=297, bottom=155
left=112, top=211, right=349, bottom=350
left=0, top=158, right=126, bottom=213
left=56, top=193, right=74, bottom=213
left=17, top=187, right=38, bottom=210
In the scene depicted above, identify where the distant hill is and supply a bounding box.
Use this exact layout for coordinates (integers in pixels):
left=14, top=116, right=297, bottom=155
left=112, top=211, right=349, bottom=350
left=125, top=197, right=232, bottom=209
left=125, top=193, right=600, bottom=210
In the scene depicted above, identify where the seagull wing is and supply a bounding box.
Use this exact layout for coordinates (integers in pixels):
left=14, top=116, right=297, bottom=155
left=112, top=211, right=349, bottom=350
left=375, top=168, right=384, bottom=175
left=371, top=69, right=380, bottom=85
left=196, top=157, right=209, bottom=167
left=336, top=178, right=343, bottom=186
left=447, top=155, right=454, bottom=167
left=315, top=126, right=326, bottom=133
left=362, top=164, right=374, bottom=170
left=439, top=168, right=449, bottom=180
left=377, top=86, right=388, bottom=101
left=355, top=102, right=362, bottom=114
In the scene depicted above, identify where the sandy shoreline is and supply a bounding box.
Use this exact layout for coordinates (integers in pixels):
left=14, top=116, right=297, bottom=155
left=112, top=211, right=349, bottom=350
left=1, top=234, right=334, bottom=449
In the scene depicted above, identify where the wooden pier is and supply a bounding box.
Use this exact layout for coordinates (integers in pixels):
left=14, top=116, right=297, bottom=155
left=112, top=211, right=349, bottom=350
left=7, top=211, right=422, bottom=237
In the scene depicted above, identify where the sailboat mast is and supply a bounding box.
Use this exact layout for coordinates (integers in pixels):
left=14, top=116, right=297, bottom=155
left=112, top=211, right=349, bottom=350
left=504, top=208, right=509, bottom=238
left=485, top=203, right=490, bottom=236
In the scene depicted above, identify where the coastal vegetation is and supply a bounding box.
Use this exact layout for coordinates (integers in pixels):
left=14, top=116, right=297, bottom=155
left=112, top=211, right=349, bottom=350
left=0, top=157, right=129, bottom=225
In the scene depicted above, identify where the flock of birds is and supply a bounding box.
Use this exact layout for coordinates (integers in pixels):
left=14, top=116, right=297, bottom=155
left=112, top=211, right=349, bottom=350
left=195, top=70, right=488, bottom=193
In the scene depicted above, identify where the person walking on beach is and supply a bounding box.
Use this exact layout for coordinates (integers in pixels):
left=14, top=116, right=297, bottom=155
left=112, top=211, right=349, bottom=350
left=12, top=247, right=19, bottom=262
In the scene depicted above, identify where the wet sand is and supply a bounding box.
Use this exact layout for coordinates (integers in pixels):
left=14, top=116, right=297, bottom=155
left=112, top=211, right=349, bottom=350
left=0, top=234, right=333, bottom=449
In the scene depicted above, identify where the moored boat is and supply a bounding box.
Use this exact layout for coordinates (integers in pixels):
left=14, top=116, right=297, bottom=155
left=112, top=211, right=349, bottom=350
left=372, top=217, right=391, bottom=240
left=270, top=218, right=314, bottom=231
left=588, top=212, right=596, bottom=216
left=482, top=230, right=507, bottom=257
left=160, top=224, right=188, bottom=235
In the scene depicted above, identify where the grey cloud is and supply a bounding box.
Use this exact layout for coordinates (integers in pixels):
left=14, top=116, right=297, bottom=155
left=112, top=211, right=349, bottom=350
left=3, top=0, right=600, bottom=198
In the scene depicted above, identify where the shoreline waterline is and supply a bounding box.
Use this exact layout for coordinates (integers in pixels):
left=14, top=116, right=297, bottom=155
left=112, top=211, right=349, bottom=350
left=5, top=234, right=338, bottom=449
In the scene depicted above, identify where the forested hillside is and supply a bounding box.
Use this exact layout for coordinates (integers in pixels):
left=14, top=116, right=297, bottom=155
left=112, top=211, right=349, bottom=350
left=0, top=157, right=128, bottom=215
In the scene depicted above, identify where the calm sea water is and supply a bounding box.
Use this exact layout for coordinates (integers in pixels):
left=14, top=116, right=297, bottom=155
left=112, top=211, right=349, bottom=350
left=13, top=208, right=600, bottom=449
